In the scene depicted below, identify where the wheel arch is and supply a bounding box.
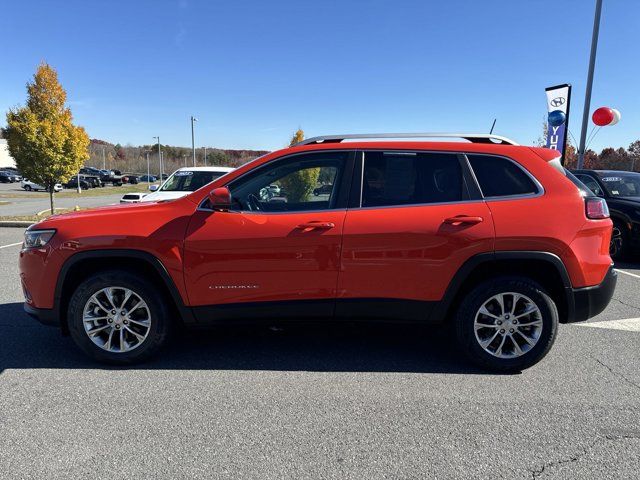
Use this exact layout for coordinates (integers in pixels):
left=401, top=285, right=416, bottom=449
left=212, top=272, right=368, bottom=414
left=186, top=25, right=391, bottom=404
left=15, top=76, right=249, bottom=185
left=431, top=251, right=575, bottom=324
left=55, top=249, right=194, bottom=334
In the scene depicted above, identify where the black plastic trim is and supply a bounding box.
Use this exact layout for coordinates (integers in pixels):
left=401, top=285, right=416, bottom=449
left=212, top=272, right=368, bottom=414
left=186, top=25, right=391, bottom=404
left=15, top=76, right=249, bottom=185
left=192, top=299, right=335, bottom=324
left=24, top=303, right=58, bottom=327
left=430, top=251, right=575, bottom=324
left=191, top=298, right=437, bottom=325
left=54, top=249, right=195, bottom=328
left=571, top=266, right=617, bottom=323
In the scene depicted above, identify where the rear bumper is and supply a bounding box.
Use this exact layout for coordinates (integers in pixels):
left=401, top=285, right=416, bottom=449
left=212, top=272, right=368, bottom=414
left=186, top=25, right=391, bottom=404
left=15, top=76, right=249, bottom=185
left=567, top=266, right=617, bottom=323
left=24, top=303, right=59, bottom=327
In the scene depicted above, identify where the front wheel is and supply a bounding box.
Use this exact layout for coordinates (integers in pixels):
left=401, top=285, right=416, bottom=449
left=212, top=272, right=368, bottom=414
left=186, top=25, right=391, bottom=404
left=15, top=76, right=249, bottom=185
left=24, top=185, right=32, bottom=191
left=455, top=277, right=558, bottom=372
left=68, top=270, right=171, bottom=364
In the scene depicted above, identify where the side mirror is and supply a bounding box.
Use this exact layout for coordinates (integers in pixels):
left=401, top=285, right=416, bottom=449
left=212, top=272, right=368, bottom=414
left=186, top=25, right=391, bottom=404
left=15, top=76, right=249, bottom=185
left=208, top=187, right=232, bottom=211
left=149, top=185, right=159, bottom=192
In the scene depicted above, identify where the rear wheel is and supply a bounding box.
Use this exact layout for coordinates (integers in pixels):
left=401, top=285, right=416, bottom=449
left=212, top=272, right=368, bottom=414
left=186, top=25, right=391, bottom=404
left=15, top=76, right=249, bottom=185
left=610, top=220, right=629, bottom=261
left=68, top=270, right=171, bottom=364
left=455, top=276, right=558, bottom=372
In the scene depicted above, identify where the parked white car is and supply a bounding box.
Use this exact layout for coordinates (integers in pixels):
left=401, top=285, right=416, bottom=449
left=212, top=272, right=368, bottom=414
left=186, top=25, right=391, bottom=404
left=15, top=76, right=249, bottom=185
left=142, top=166, right=235, bottom=202
left=21, top=179, right=63, bottom=192
left=120, top=193, right=147, bottom=204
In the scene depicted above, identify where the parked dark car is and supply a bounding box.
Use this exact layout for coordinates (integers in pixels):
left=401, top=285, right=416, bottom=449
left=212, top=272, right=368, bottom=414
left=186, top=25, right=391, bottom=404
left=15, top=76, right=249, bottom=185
left=65, top=176, right=92, bottom=190
left=0, top=171, right=16, bottom=183
left=79, top=168, right=104, bottom=187
left=122, top=175, right=139, bottom=184
left=572, top=169, right=640, bottom=260
left=2, top=168, right=23, bottom=182
left=139, top=175, right=157, bottom=182
left=313, top=184, right=333, bottom=196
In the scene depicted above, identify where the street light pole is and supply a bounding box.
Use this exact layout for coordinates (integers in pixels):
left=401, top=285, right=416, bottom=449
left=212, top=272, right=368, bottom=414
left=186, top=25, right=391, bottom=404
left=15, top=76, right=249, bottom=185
left=153, top=136, right=161, bottom=181
left=204, top=147, right=207, bottom=166
left=102, top=147, right=106, bottom=170
left=577, top=0, right=604, bottom=169
left=146, top=152, right=150, bottom=183
left=191, top=116, right=198, bottom=166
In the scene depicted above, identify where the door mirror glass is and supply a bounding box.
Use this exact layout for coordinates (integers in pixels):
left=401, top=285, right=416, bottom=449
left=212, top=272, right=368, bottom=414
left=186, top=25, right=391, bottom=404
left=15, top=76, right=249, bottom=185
left=208, top=187, right=232, bottom=210
left=149, top=185, right=159, bottom=192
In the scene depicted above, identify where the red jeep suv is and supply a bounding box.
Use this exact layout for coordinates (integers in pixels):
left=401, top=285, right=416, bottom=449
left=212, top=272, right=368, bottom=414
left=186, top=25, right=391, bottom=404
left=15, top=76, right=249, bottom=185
left=19, top=133, right=616, bottom=371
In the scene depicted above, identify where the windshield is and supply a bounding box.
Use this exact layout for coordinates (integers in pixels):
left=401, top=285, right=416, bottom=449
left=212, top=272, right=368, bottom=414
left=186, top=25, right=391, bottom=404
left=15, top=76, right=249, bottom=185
left=159, top=170, right=227, bottom=192
left=599, top=173, right=640, bottom=197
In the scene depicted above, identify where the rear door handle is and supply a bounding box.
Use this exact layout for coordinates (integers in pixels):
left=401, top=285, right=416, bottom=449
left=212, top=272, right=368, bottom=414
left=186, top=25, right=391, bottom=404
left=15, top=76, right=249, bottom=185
left=295, top=222, right=335, bottom=230
left=443, top=215, right=483, bottom=225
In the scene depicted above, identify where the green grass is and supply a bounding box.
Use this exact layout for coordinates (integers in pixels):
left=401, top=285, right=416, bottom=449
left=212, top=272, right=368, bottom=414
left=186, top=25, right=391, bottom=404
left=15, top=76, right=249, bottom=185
left=0, top=207, right=85, bottom=223
left=0, top=183, right=155, bottom=199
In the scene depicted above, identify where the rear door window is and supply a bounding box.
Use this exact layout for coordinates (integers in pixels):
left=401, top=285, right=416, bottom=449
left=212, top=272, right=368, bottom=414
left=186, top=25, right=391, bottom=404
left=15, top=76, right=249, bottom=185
left=361, top=151, right=467, bottom=207
left=467, top=154, right=539, bottom=198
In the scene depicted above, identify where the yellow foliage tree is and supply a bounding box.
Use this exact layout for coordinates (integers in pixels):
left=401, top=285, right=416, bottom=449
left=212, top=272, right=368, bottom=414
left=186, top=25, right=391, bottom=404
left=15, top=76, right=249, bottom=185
left=280, top=128, right=320, bottom=202
left=6, top=62, right=90, bottom=213
left=289, top=128, right=304, bottom=146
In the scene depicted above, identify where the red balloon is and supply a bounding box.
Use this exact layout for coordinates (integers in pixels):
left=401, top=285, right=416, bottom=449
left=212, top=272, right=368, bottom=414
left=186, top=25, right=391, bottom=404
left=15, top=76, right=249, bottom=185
left=592, top=107, right=614, bottom=126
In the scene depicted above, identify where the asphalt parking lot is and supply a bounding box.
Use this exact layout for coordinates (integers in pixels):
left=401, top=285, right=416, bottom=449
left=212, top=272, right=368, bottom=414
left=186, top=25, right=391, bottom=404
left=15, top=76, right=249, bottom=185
left=0, top=226, right=638, bottom=479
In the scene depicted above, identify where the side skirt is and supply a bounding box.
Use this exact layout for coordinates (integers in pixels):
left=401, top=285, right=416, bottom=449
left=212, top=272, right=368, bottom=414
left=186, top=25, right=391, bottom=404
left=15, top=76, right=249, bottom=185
left=191, top=298, right=438, bottom=325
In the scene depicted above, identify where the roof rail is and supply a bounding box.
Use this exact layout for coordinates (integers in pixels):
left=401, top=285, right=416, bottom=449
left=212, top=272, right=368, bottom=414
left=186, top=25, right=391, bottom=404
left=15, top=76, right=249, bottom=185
left=293, top=133, right=519, bottom=147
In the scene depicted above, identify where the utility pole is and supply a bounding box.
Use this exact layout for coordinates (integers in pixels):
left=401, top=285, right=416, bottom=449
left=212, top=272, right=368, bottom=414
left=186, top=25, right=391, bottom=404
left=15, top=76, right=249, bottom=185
left=577, top=0, right=604, bottom=169
left=102, top=147, right=106, bottom=170
left=145, top=151, right=150, bottom=183
left=191, top=116, right=198, bottom=166
left=183, top=154, right=187, bottom=167
left=204, top=147, right=207, bottom=166
left=153, top=136, right=161, bottom=181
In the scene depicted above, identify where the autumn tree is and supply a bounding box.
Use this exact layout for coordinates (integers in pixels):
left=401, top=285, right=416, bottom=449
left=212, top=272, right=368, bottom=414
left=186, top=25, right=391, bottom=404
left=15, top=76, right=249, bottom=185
left=278, top=128, right=321, bottom=202
left=628, top=140, right=640, bottom=172
left=114, top=143, right=126, bottom=160
left=5, top=62, right=89, bottom=213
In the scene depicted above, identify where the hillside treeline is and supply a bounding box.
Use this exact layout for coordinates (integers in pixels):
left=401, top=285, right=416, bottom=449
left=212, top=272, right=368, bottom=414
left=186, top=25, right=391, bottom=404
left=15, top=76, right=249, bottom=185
left=86, top=139, right=269, bottom=174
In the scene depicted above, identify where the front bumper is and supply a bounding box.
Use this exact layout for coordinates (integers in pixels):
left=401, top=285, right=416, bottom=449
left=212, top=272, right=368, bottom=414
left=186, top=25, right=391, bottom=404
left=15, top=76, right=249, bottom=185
left=24, top=303, right=59, bottom=327
left=567, top=266, right=617, bottom=323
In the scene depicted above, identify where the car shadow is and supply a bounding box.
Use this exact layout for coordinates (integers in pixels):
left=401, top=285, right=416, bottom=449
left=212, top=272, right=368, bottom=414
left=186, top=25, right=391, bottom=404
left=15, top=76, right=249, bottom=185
left=0, top=302, right=488, bottom=375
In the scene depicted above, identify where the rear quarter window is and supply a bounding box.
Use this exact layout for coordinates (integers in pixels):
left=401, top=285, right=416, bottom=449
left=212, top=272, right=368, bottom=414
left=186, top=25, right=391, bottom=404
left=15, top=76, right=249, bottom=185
left=467, top=154, right=539, bottom=198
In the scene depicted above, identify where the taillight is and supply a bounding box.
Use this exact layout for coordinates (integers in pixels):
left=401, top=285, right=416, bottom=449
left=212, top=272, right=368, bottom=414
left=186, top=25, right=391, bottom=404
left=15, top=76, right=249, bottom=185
left=585, top=197, right=610, bottom=219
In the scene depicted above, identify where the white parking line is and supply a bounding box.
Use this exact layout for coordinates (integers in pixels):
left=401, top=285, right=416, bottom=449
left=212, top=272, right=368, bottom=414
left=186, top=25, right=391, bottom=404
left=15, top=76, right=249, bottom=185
left=0, top=242, right=23, bottom=249
left=615, top=269, right=640, bottom=280
left=575, top=317, right=640, bottom=332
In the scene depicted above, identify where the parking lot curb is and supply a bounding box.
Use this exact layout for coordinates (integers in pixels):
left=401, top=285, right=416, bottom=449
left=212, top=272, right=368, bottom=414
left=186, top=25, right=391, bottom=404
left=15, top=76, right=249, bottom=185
left=0, top=221, right=34, bottom=228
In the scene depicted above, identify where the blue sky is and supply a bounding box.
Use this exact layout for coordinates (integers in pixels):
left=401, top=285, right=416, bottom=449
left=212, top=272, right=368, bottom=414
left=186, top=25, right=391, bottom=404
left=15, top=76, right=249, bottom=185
left=2, top=0, right=638, bottom=152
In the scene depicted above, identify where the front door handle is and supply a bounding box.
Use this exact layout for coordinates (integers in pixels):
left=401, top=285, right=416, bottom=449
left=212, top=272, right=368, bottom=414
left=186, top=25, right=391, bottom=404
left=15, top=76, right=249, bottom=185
left=295, top=222, right=335, bottom=230
left=443, top=215, right=483, bottom=226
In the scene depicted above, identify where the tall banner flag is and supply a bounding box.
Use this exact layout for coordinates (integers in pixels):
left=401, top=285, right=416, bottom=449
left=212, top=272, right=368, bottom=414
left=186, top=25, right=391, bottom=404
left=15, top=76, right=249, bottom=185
left=545, top=84, right=572, bottom=163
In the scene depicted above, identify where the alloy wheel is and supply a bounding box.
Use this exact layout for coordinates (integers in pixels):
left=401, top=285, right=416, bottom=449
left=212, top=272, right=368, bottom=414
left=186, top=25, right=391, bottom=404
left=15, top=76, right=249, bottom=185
left=82, top=286, right=151, bottom=353
left=473, top=292, right=543, bottom=359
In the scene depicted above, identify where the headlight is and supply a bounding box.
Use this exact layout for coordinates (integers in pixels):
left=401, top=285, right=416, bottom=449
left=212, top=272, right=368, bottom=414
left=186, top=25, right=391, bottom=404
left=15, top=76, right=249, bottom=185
left=23, top=229, right=56, bottom=248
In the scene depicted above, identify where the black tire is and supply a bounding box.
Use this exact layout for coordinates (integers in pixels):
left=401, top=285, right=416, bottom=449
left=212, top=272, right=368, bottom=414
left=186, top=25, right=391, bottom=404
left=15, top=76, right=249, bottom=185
left=24, top=185, right=32, bottom=191
left=68, top=270, right=171, bottom=364
left=455, top=276, right=558, bottom=372
left=610, top=220, right=629, bottom=261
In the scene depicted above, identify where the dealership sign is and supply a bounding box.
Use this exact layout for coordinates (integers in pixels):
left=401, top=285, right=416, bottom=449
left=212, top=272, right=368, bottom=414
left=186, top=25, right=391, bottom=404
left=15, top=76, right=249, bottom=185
left=545, top=84, right=572, bottom=162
